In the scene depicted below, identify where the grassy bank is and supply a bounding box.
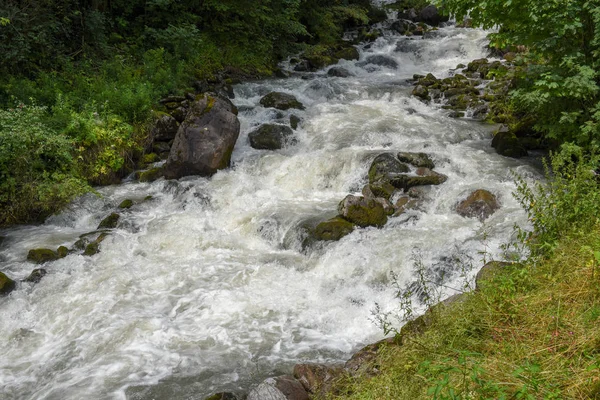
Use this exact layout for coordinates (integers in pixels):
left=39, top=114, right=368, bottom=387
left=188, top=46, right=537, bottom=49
left=323, top=150, right=600, bottom=399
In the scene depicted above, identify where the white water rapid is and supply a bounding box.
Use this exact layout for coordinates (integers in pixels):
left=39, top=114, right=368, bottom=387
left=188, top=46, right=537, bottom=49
left=0, top=24, right=541, bottom=400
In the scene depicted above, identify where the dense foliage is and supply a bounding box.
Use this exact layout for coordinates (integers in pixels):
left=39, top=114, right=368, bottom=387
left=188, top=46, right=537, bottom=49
left=438, top=0, right=600, bottom=148
left=0, top=0, right=379, bottom=225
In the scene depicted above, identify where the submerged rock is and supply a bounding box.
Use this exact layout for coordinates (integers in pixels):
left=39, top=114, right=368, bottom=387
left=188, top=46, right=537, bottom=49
left=83, top=233, right=110, bottom=256
left=290, top=115, right=301, bottom=130
left=260, top=92, right=305, bottom=111
left=368, top=153, right=410, bottom=185
left=397, top=152, right=435, bottom=169
left=248, top=124, right=296, bottom=150
left=97, top=213, right=120, bottom=229
left=163, top=94, right=241, bottom=179
left=27, top=249, right=58, bottom=264
left=138, top=167, right=164, bottom=183
left=24, top=269, right=47, bottom=284
left=0, top=271, right=16, bottom=295
left=456, top=189, right=500, bottom=221
left=313, top=217, right=355, bottom=241
left=338, top=195, right=387, bottom=228
left=247, top=376, right=308, bottom=400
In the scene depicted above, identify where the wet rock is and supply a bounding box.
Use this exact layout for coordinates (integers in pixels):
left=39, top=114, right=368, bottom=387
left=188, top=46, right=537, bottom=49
left=247, top=376, right=308, bottom=400
left=0, top=272, right=16, bottom=295
left=293, top=363, right=344, bottom=395
left=141, top=153, right=160, bottom=165
left=398, top=8, right=418, bottom=21
left=374, top=197, right=396, bottom=216
left=56, top=246, right=69, bottom=258
left=338, top=195, right=387, bottom=228
left=397, top=152, right=435, bottom=169
left=476, top=261, right=512, bottom=290
left=97, top=213, right=120, bottom=229
left=248, top=124, right=296, bottom=150
left=394, top=196, right=419, bottom=215
left=83, top=233, right=109, bottom=256
left=138, top=167, right=164, bottom=183
left=260, top=92, right=305, bottom=111
left=419, top=73, right=440, bottom=87
left=163, top=94, right=241, bottom=179
left=24, top=269, right=47, bottom=284
left=327, top=67, right=354, bottom=78
left=368, top=153, right=410, bottom=185
left=362, top=182, right=396, bottom=200
left=491, top=130, right=528, bottom=158
left=334, top=46, right=360, bottom=61
left=203, top=393, right=239, bottom=400
left=313, top=217, right=355, bottom=241
left=118, top=199, right=134, bottom=209
left=27, top=249, right=59, bottom=264
left=170, top=107, right=187, bottom=123
left=159, top=95, right=186, bottom=104
left=290, top=115, right=301, bottom=130
left=417, top=5, right=449, bottom=26
left=359, top=55, right=398, bottom=70
left=456, top=189, right=500, bottom=221
left=345, top=337, right=397, bottom=376
left=151, top=112, right=179, bottom=142
left=390, top=20, right=416, bottom=35
left=152, top=141, right=171, bottom=157
left=389, top=170, right=448, bottom=191
left=412, top=85, right=430, bottom=101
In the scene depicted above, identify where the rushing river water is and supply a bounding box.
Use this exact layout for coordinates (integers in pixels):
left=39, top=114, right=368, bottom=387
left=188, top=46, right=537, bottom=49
left=0, top=21, right=541, bottom=400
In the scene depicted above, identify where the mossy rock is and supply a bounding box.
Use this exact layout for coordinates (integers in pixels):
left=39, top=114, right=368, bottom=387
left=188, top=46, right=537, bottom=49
left=248, top=124, right=296, bottom=150
left=141, top=153, right=159, bottom=165
left=24, top=269, right=47, bottom=284
left=418, top=73, right=440, bottom=87
left=491, top=130, right=528, bottom=158
left=203, top=393, right=238, bottom=400
left=0, top=271, right=16, bottom=295
left=412, top=85, right=430, bottom=101
left=259, top=92, right=305, bottom=111
left=397, top=152, right=435, bottom=169
left=362, top=182, right=397, bottom=200
left=334, top=46, right=360, bottom=61
left=139, top=167, right=164, bottom=183
left=83, top=233, right=109, bottom=256
left=338, top=195, right=387, bottom=228
left=456, top=189, right=500, bottom=221
left=97, top=213, right=120, bottom=229
left=313, top=217, right=355, bottom=241
left=467, top=58, right=489, bottom=72
left=290, top=115, right=301, bottom=130
left=27, top=249, right=59, bottom=264
left=118, top=199, right=134, bottom=209
left=57, top=246, right=69, bottom=258
left=389, top=171, right=448, bottom=191
left=368, top=153, right=410, bottom=185
left=475, top=261, right=512, bottom=290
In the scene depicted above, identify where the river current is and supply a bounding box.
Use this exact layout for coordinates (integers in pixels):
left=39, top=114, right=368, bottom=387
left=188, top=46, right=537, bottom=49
left=0, top=21, right=540, bottom=400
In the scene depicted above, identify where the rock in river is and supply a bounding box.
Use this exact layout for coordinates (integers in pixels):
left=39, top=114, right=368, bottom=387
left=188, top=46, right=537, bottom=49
left=248, top=124, right=296, bottom=150
left=338, top=195, right=387, bottom=228
left=260, top=92, right=305, bottom=111
left=456, top=189, right=500, bottom=221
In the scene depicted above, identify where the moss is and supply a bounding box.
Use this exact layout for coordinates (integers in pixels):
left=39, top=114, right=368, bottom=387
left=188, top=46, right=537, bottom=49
left=97, top=213, right=120, bottom=229
left=0, top=271, right=16, bottom=295
left=141, top=153, right=159, bottom=164
left=27, top=248, right=59, bottom=264
left=314, top=217, right=355, bottom=241
left=118, top=199, right=134, bottom=209
left=57, top=246, right=69, bottom=258
left=139, top=167, right=164, bottom=183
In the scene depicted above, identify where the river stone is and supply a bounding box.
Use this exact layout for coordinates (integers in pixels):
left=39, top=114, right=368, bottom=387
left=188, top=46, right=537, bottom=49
left=0, top=272, right=16, bottom=295
left=412, top=85, right=429, bottom=101
left=248, top=124, right=296, bottom=150
left=418, top=5, right=449, bottom=26
left=327, top=67, right=353, bottom=78
left=362, top=182, right=396, bottom=200
left=345, top=337, right=397, bottom=376
left=138, top=167, right=164, bottom=183
left=203, top=393, right=239, bottom=400
left=456, top=189, right=500, bottom=221
left=247, top=376, right=308, bottom=400
left=57, top=246, right=69, bottom=258
left=27, top=249, right=58, bottom=264
left=163, top=94, right=241, bottom=179
left=24, top=269, right=47, bottom=284
left=334, top=46, right=360, bottom=61
left=359, top=55, right=398, bottom=69
left=368, top=153, right=410, bottom=185
left=151, top=112, right=179, bottom=142
left=397, top=152, right=435, bottom=169
left=394, top=196, right=419, bottom=216
left=83, top=233, right=110, bottom=256
left=338, top=195, right=387, bottom=228
left=491, top=130, right=528, bottom=158
left=290, top=115, right=301, bottom=130
left=389, top=169, right=448, bottom=191
left=293, top=363, right=344, bottom=395
left=119, top=199, right=134, bottom=209
left=98, top=213, right=120, bottom=229
left=260, top=92, right=305, bottom=111
left=313, top=217, right=355, bottom=241
left=374, top=197, right=395, bottom=216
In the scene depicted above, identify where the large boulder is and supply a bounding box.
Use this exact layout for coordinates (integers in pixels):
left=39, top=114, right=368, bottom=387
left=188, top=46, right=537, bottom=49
left=359, top=55, right=399, bottom=70
left=260, top=92, right=305, bottom=111
left=27, top=249, right=58, bottom=264
left=338, top=195, right=387, bottom=228
left=163, top=94, right=241, bottom=179
left=327, top=67, right=354, bottom=78
left=397, top=152, right=435, bottom=169
left=248, top=124, right=296, bottom=150
left=151, top=112, right=179, bottom=142
left=293, top=363, right=344, bottom=396
left=313, top=217, right=355, bottom=241
left=368, top=153, right=410, bottom=185
left=417, top=5, right=449, bottom=26
left=247, top=376, right=308, bottom=400
left=362, top=182, right=396, bottom=200
left=203, top=393, right=239, bottom=400
left=0, top=271, right=16, bottom=295
left=456, top=189, right=500, bottom=221
left=491, top=130, right=528, bottom=158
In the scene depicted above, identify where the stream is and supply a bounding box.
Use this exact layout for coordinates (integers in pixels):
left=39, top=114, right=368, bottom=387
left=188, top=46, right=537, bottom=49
left=0, top=20, right=541, bottom=400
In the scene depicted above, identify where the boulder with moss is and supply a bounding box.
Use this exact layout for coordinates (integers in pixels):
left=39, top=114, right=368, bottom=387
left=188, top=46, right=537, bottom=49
left=368, top=153, right=410, bottom=185
left=362, top=182, right=397, bottom=200
left=456, top=189, right=500, bottom=221
left=313, top=217, right=355, bottom=241
left=24, top=269, right=47, bottom=284
left=389, top=169, right=448, bottom=191
left=260, top=92, right=305, bottom=111
left=247, top=376, right=308, bottom=400
left=138, top=167, right=164, bottom=183
left=27, top=249, right=59, bottom=264
left=151, top=112, right=180, bottom=142
left=0, top=271, right=16, bottom=295
left=118, top=199, right=134, bottom=209
left=338, top=195, right=387, bottom=228
left=491, top=130, right=528, bottom=158
left=397, top=152, right=435, bottom=169
left=293, top=363, right=344, bottom=397
left=163, top=94, right=241, bottom=179
left=98, top=213, right=120, bottom=229
left=249, top=124, right=296, bottom=150
left=203, top=394, right=238, bottom=400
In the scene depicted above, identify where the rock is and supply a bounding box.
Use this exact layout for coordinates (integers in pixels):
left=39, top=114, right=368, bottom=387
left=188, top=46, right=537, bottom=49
left=141, top=153, right=160, bottom=165
left=27, top=249, right=58, bottom=264
left=248, top=124, right=296, bottom=150
left=170, top=107, right=187, bottom=123
left=152, top=142, right=171, bottom=158
left=290, top=115, right=301, bottom=130
left=389, top=170, right=448, bottom=191
left=456, top=189, right=500, bottom=221
left=368, top=153, right=410, bottom=185
left=491, top=131, right=528, bottom=158
left=260, top=92, right=305, bottom=111
left=338, top=195, right=387, bottom=228
left=83, top=233, right=109, bottom=256
left=398, top=8, right=418, bottom=21
left=374, top=197, right=396, bottom=216
left=397, top=152, right=435, bottom=169
left=138, top=167, right=164, bottom=182
left=412, top=85, right=429, bottom=101
left=118, top=199, right=133, bottom=209
left=476, top=261, right=512, bottom=290
left=345, top=337, right=397, bottom=376
left=203, top=393, right=239, bottom=400
left=467, top=58, right=489, bottom=73
left=359, top=55, right=398, bottom=69
left=334, top=46, right=360, bottom=61
left=394, top=196, right=419, bottom=215
left=159, top=95, right=186, bottom=104
left=313, top=217, right=355, bottom=241
left=362, top=182, right=396, bottom=200
left=417, top=5, right=449, bottom=26
left=390, top=20, right=412, bottom=35
left=98, top=213, right=120, bottom=229
left=56, top=246, right=69, bottom=258
left=0, top=272, right=16, bottom=295
left=327, top=67, right=354, bottom=78
left=293, top=363, right=344, bottom=395
left=24, top=269, right=47, bottom=284
left=247, top=376, right=308, bottom=400
left=163, top=94, right=240, bottom=179
left=419, top=73, right=440, bottom=87
left=151, top=112, right=179, bottom=142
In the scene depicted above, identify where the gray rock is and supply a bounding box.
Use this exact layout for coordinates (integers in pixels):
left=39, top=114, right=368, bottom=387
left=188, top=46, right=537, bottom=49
left=397, top=152, right=435, bottom=169
left=163, top=94, right=241, bottom=179
left=338, top=195, right=387, bottom=228
left=151, top=113, right=179, bottom=142
left=247, top=376, right=308, bottom=400
left=456, top=189, right=500, bottom=221
left=418, top=5, right=449, bottom=26
left=491, top=130, right=528, bottom=158
left=293, top=363, right=344, bottom=395
left=260, top=92, right=305, bottom=111
left=359, top=55, right=399, bottom=70
left=24, top=269, right=47, bottom=283
left=327, top=67, right=354, bottom=78
left=248, top=124, right=296, bottom=150
left=368, top=153, right=410, bottom=185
